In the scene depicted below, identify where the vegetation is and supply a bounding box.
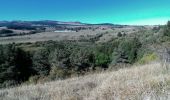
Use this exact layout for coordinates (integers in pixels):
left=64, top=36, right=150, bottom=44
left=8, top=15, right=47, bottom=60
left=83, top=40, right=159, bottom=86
left=0, top=44, right=33, bottom=88
left=7, top=24, right=36, bottom=30
left=138, top=52, right=158, bottom=64
left=0, top=29, right=13, bottom=34
left=0, top=29, right=14, bottom=37
left=0, top=37, right=143, bottom=87
left=163, top=21, right=170, bottom=37
left=0, top=63, right=169, bottom=100
left=0, top=21, right=170, bottom=88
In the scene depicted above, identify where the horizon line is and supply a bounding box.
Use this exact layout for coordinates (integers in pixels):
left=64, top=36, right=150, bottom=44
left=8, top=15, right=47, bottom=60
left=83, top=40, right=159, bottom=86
left=0, top=18, right=169, bottom=26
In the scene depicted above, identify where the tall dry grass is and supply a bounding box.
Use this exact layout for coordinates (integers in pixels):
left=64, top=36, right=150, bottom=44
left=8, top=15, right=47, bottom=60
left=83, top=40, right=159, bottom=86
left=0, top=62, right=170, bottom=100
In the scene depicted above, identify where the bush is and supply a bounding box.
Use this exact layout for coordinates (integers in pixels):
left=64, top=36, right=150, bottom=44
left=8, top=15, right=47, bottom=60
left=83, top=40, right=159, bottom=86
left=138, top=53, right=158, bottom=64
left=48, top=67, right=71, bottom=80
left=117, top=32, right=122, bottom=37
left=95, top=52, right=110, bottom=68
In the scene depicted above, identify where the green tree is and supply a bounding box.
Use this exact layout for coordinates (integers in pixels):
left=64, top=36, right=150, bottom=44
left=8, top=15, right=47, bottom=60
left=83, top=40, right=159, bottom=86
left=15, top=48, right=33, bottom=81
left=163, top=21, right=170, bottom=37
left=70, top=48, right=94, bottom=71
left=0, top=44, right=18, bottom=84
left=0, top=44, right=32, bottom=87
left=112, top=38, right=141, bottom=64
left=32, top=49, right=50, bottom=76
left=49, top=48, right=71, bottom=69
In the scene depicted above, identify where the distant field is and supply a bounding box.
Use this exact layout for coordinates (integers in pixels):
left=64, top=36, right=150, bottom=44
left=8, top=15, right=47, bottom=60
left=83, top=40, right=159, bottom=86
left=0, top=27, right=138, bottom=44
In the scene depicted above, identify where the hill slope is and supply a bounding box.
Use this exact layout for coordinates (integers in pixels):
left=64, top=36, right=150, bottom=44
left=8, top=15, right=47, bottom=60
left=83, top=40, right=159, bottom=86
left=0, top=63, right=170, bottom=100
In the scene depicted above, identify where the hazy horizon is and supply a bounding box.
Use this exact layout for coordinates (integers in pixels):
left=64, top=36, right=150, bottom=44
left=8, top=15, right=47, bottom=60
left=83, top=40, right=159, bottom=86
left=1, top=0, right=170, bottom=25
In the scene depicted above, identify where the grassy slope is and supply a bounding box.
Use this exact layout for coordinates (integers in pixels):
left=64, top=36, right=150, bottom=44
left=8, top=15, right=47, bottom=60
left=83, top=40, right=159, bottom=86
left=0, top=63, right=170, bottom=100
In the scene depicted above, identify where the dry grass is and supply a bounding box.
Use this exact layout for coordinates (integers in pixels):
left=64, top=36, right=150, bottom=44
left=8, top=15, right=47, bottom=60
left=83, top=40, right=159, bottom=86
left=0, top=63, right=170, bottom=100
left=0, top=27, right=137, bottom=44
left=0, top=29, right=110, bottom=44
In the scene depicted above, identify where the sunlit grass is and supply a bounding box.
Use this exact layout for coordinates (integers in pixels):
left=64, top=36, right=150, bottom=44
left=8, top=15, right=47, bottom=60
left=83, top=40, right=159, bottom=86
left=0, top=62, right=170, bottom=100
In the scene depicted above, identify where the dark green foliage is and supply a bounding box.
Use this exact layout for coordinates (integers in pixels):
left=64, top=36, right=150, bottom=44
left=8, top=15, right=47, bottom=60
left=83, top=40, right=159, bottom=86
left=0, top=44, right=19, bottom=85
left=0, top=29, right=13, bottom=34
left=94, top=43, right=114, bottom=68
left=70, top=48, right=95, bottom=71
left=15, top=48, right=33, bottom=81
left=0, top=29, right=14, bottom=37
left=49, top=48, right=70, bottom=68
left=167, top=21, right=170, bottom=27
left=0, top=44, right=32, bottom=88
left=163, top=21, right=170, bottom=37
left=112, top=37, right=142, bottom=64
left=95, top=52, right=110, bottom=67
left=117, top=32, right=122, bottom=37
left=32, top=49, right=51, bottom=76
left=7, top=24, right=36, bottom=30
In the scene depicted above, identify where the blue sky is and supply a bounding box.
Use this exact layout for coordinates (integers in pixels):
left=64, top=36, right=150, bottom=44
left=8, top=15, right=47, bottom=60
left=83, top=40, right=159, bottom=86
left=1, top=0, right=170, bottom=25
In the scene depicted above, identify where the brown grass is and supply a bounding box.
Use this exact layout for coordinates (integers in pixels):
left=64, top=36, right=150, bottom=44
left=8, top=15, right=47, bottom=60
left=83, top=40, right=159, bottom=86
left=0, top=63, right=170, bottom=100
left=0, top=27, right=138, bottom=44
left=0, top=29, right=110, bottom=44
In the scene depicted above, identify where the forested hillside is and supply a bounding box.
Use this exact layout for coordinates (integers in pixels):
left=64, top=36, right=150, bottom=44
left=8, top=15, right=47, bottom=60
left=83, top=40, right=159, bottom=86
left=0, top=21, right=170, bottom=88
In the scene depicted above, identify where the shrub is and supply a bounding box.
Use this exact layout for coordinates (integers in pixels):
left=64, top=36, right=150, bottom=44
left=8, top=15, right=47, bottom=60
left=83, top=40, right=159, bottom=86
left=95, top=52, right=110, bottom=68
left=48, top=67, right=71, bottom=80
left=138, top=53, right=158, bottom=64
left=117, top=32, right=122, bottom=37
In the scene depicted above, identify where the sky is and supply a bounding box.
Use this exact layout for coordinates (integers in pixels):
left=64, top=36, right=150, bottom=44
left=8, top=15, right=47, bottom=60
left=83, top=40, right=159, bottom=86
left=0, top=0, right=170, bottom=25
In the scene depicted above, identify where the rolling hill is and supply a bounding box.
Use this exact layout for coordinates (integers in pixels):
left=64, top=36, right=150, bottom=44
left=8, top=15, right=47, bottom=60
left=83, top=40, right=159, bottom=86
left=0, top=62, right=169, bottom=100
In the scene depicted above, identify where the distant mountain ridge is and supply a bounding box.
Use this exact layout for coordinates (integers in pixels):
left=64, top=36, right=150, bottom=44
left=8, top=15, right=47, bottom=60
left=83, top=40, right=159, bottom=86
left=0, top=20, right=85, bottom=26
left=0, top=20, right=122, bottom=27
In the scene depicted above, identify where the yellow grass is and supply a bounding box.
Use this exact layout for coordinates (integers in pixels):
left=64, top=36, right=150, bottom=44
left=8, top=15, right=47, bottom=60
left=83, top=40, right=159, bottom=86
left=0, top=63, right=170, bottom=100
